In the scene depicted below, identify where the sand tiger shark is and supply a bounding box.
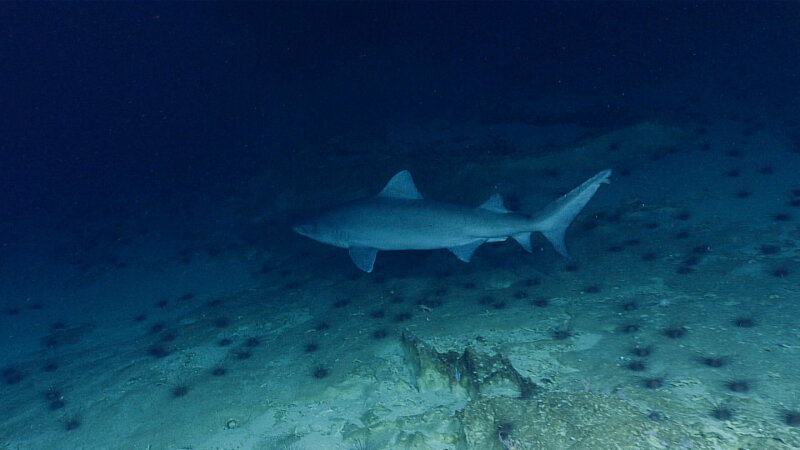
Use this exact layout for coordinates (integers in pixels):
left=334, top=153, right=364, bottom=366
left=292, top=168, right=611, bottom=272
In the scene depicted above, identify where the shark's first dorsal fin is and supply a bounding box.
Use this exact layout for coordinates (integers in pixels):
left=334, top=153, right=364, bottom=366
left=378, top=170, right=423, bottom=200
left=479, top=193, right=509, bottom=213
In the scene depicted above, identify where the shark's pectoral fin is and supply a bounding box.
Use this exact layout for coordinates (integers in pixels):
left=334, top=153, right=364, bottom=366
left=448, top=240, right=487, bottom=263
left=512, top=232, right=533, bottom=252
left=348, top=247, right=378, bottom=272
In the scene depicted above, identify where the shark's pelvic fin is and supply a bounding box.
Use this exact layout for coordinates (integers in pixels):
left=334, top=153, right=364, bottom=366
left=535, top=169, right=611, bottom=258
left=478, top=193, right=509, bottom=213
left=349, top=247, right=378, bottom=272
left=448, top=239, right=487, bottom=262
left=378, top=170, right=423, bottom=200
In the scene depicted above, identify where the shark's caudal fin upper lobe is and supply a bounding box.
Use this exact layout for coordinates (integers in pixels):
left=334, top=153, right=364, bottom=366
left=532, top=169, right=612, bottom=258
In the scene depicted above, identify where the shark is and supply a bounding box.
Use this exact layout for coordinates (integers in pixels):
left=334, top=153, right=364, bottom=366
left=292, top=168, right=611, bottom=272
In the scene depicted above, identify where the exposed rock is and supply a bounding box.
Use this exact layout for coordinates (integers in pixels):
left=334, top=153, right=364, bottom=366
left=401, top=331, right=538, bottom=400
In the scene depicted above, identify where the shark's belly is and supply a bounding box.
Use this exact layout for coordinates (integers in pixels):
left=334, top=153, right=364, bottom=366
left=353, top=227, right=476, bottom=250
left=344, top=204, right=524, bottom=250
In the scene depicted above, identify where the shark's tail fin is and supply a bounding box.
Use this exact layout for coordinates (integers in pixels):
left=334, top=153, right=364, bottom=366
left=532, top=169, right=611, bottom=258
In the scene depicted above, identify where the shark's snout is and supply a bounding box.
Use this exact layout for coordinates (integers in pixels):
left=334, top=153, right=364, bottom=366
left=291, top=224, right=306, bottom=235
left=291, top=222, right=314, bottom=238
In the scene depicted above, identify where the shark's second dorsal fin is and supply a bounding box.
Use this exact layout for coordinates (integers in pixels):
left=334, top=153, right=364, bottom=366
left=479, top=193, right=509, bottom=213
left=378, top=170, right=423, bottom=200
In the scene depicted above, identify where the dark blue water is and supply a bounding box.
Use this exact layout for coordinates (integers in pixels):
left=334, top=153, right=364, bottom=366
left=3, top=3, right=797, bottom=221
left=2, top=3, right=800, bottom=448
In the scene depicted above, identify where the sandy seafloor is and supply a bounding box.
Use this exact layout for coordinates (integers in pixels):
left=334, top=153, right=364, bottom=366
left=2, top=88, right=800, bottom=450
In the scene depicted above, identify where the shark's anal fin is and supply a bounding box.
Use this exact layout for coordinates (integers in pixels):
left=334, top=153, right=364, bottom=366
left=349, top=247, right=378, bottom=272
left=378, top=170, right=423, bottom=200
left=512, top=232, right=533, bottom=252
left=448, top=240, right=487, bottom=262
